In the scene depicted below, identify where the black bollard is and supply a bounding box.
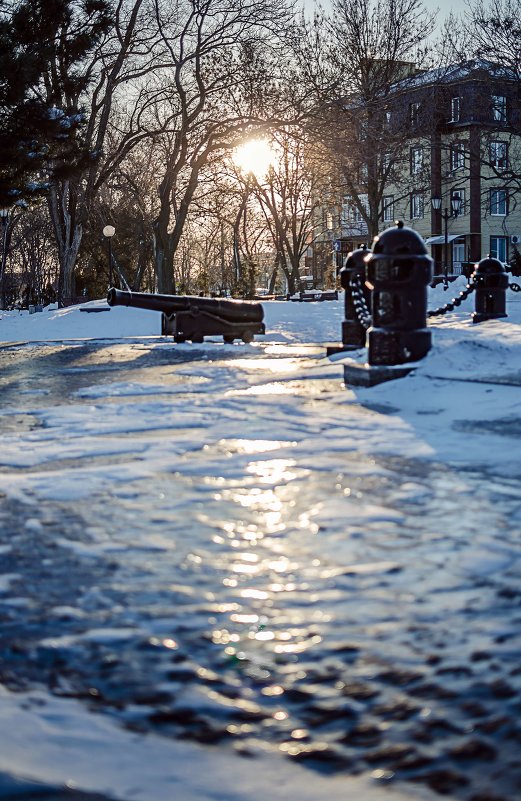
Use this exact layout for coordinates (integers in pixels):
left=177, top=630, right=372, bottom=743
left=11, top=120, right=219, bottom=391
left=471, top=256, right=509, bottom=323
left=365, top=221, right=433, bottom=366
left=339, top=245, right=370, bottom=349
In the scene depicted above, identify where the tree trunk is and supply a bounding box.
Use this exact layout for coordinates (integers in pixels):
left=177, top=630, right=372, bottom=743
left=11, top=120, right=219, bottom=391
left=153, top=217, right=175, bottom=294
left=60, top=235, right=82, bottom=302
left=152, top=149, right=211, bottom=294
left=48, top=182, right=83, bottom=305
left=268, top=265, right=278, bottom=294
left=278, top=253, right=298, bottom=294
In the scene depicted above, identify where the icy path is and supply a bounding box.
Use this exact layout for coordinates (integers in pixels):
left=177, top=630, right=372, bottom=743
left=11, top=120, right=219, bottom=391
left=0, top=332, right=520, bottom=801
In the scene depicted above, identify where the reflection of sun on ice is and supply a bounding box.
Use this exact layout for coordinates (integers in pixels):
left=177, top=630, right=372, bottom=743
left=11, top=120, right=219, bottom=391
left=234, top=138, right=275, bottom=179
left=247, top=458, right=299, bottom=485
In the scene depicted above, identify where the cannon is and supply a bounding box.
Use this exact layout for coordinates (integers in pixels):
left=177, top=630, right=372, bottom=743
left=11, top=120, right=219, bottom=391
left=107, top=288, right=265, bottom=344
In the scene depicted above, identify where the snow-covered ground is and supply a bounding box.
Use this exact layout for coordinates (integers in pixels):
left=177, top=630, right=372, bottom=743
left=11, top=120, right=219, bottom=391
left=0, top=280, right=520, bottom=801
left=2, top=279, right=520, bottom=474
left=0, top=682, right=444, bottom=801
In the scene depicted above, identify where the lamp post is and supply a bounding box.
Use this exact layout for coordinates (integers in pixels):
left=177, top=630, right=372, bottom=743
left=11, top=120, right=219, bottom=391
left=431, top=194, right=463, bottom=284
left=0, top=208, right=9, bottom=310
left=103, top=224, right=116, bottom=287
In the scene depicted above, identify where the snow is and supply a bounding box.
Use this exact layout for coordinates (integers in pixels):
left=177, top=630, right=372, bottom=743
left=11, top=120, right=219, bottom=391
left=390, top=59, right=518, bottom=94
left=0, top=685, right=437, bottom=801
left=0, top=280, right=520, bottom=801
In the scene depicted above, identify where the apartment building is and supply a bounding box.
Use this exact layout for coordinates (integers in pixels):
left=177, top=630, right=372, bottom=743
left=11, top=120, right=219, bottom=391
left=340, top=60, right=521, bottom=276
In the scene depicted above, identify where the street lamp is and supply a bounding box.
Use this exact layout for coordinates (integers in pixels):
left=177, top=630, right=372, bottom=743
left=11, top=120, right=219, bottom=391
left=0, top=208, right=10, bottom=310
left=431, top=194, right=463, bottom=283
left=103, top=225, right=116, bottom=287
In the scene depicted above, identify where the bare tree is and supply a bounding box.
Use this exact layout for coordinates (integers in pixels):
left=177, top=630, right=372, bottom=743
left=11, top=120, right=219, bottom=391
left=427, top=1, right=521, bottom=239
left=459, top=0, right=521, bottom=203
left=88, top=135, right=161, bottom=293
left=292, top=0, right=436, bottom=240
left=461, top=0, right=521, bottom=75
left=243, top=128, right=332, bottom=293
left=149, top=0, right=295, bottom=293
left=44, top=0, right=166, bottom=303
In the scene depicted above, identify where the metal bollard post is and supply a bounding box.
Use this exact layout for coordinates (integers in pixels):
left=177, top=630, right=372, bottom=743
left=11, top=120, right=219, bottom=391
left=339, top=245, right=369, bottom=349
left=365, top=221, right=433, bottom=366
left=471, top=256, right=509, bottom=323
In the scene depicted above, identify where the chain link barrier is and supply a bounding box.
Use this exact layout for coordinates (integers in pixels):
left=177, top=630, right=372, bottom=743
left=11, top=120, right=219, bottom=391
left=350, top=275, right=372, bottom=329
left=349, top=276, right=520, bottom=326
left=427, top=280, right=476, bottom=317
left=427, top=279, right=520, bottom=317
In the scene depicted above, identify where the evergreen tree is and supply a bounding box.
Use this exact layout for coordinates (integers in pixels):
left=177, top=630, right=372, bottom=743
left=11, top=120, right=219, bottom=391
left=0, top=0, right=112, bottom=208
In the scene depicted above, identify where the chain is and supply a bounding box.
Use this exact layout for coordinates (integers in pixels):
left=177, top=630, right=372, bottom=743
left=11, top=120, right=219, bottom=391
left=427, top=280, right=476, bottom=317
left=350, top=278, right=518, bottom=327
left=350, top=275, right=372, bottom=329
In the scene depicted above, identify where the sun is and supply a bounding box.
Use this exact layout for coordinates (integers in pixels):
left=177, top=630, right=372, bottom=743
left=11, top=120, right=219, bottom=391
left=234, top=138, right=275, bottom=179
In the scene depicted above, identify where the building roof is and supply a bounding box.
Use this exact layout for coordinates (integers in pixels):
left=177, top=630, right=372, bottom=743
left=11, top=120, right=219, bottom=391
left=391, top=59, right=517, bottom=94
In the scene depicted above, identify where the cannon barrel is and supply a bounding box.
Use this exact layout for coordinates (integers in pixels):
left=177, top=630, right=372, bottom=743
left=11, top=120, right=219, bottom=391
left=107, top=288, right=263, bottom=322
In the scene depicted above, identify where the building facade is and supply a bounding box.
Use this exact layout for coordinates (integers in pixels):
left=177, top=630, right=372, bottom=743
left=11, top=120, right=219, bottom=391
left=340, top=60, right=521, bottom=275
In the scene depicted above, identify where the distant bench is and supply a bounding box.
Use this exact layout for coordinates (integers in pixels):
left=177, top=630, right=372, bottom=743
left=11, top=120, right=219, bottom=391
left=290, top=290, right=339, bottom=302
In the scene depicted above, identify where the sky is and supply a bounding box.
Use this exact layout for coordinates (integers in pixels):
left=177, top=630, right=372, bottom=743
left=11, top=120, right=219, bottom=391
left=302, top=0, right=456, bottom=31
left=415, top=0, right=454, bottom=22
left=0, top=282, right=520, bottom=801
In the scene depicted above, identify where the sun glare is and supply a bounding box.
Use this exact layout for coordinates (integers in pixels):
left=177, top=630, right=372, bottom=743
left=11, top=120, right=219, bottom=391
left=234, top=138, right=275, bottom=179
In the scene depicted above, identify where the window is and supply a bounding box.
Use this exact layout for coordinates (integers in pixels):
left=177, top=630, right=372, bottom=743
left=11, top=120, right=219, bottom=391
left=451, top=96, right=461, bottom=122
left=382, top=196, right=394, bottom=222
left=409, top=101, right=420, bottom=128
left=353, top=194, right=369, bottom=222
left=352, top=203, right=363, bottom=223
left=411, top=192, right=424, bottom=219
left=490, top=236, right=508, bottom=262
left=451, top=189, right=465, bottom=214
left=492, top=95, right=507, bottom=123
left=384, top=110, right=392, bottom=129
left=410, top=146, right=423, bottom=175
left=490, top=189, right=507, bottom=216
left=382, top=151, right=392, bottom=172
left=358, top=162, right=368, bottom=183
left=450, top=142, right=465, bottom=172
left=344, top=194, right=369, bottom=224
left=490, top=140, right=508, bottom=170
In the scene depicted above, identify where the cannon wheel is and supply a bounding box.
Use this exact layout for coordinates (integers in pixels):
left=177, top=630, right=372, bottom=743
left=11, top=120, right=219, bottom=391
left=241, top=331, right=253, bottom=344
left=191, top=333, right=204, bottom=343
left=174, top=334, right=186, bottom=343
left=223, top=334, right=235, bottom=344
